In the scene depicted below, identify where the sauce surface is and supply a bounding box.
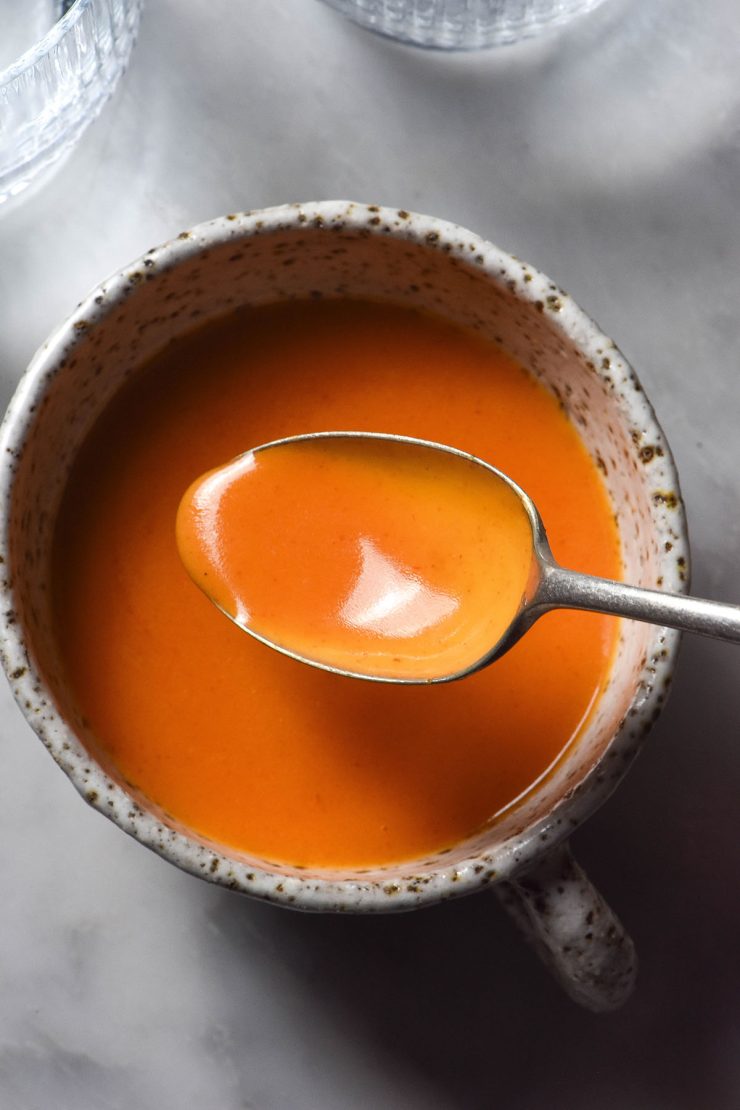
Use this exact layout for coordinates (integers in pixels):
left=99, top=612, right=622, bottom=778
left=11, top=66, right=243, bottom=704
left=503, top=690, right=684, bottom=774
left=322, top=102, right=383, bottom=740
left=176, top=436, right=535, bottom=682
left=52, top=300, right=621, bottom=868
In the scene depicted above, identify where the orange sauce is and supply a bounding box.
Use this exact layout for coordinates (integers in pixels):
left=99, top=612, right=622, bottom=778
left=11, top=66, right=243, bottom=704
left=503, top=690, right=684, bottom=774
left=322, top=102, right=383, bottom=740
left=176, top=436, right=536, bottom=681
left=51, top=300, right=621, bottom=868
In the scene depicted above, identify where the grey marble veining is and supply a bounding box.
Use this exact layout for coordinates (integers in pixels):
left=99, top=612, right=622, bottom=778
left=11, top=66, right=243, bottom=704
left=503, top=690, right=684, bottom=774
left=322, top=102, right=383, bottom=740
left=0, top=1, right=739, bottom=1107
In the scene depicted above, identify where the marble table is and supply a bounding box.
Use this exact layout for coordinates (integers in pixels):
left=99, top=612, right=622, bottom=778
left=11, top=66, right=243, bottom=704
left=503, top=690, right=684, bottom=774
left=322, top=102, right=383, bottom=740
left=0, top=1, right=738, bottom=1106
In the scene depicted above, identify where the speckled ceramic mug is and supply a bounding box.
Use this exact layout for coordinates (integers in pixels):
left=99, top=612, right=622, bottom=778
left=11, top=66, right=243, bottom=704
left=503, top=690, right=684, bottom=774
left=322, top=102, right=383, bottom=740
left=0, top=201, right=687, bottom=1012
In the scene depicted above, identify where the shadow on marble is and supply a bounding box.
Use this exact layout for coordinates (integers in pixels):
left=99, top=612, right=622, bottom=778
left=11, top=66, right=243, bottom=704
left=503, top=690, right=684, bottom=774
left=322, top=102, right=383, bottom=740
left=202, top=633, right=739, bottom=1110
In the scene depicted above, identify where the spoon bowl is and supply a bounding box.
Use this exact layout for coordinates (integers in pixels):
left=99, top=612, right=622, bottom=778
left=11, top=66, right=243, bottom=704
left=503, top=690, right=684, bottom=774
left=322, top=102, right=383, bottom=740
left=177, top=432, right=548, bottom=683
left=177, top=431, right=740, bottom=683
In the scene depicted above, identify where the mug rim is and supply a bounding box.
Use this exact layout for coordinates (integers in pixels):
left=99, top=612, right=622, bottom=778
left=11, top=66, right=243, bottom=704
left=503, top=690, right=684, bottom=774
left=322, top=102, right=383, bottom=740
left=0, top=200, right=688, bottom=911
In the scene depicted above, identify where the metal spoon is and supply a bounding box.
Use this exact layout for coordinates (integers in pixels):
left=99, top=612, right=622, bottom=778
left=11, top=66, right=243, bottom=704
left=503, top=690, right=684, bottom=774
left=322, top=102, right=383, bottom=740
left=181, top=431, right=740, bottom=684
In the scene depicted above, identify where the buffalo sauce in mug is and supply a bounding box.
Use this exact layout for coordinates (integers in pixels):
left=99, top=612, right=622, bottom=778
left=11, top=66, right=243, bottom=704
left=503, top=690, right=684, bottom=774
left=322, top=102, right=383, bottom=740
left=51, top=300, right=620, bottom=868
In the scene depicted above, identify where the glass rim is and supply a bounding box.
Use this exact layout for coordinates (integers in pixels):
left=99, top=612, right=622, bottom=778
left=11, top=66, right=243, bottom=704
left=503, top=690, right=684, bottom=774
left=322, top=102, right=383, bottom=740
left=0, top=0, right=94, bottom=88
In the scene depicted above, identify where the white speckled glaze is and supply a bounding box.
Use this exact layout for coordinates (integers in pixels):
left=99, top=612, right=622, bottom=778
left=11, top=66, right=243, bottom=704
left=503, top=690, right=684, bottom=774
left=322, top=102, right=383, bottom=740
left=0, top=201, right=687, bottom=1011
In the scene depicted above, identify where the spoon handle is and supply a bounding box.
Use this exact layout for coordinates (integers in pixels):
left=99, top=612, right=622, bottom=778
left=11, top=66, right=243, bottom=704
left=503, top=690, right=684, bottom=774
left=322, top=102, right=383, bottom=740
left=538, top=564, right=740, bottom=644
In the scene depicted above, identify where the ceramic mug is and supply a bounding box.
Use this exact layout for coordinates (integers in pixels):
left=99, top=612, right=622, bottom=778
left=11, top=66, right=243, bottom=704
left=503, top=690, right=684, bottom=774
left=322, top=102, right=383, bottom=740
left=0, top=201, right=687, bottom=1012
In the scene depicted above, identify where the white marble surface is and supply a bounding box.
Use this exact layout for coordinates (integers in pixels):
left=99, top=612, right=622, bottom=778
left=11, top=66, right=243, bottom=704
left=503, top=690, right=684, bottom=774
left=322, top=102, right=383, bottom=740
left=1, top=1, right=739, bottom=1106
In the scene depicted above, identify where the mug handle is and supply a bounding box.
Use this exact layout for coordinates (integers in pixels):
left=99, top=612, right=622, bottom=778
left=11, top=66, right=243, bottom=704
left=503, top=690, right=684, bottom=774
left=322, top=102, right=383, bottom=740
left=495, top=841, right=637, bottom=1012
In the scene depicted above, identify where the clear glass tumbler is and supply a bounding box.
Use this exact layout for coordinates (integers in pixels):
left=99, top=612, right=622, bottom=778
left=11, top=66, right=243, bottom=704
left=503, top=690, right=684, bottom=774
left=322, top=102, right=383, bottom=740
left=0, top=0, right=143, bottom=206
left=319, top=0, right=608, bottom=49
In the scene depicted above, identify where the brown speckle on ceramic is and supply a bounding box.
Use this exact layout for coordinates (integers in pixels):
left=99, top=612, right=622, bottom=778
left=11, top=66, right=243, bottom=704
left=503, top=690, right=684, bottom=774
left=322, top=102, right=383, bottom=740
left=0, top=201, right=687, bottom=1010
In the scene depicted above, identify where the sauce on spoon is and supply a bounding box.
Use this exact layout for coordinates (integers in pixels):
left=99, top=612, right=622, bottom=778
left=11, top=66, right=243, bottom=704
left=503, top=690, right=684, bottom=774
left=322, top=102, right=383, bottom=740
left=176, top=434, right=536, bottom=682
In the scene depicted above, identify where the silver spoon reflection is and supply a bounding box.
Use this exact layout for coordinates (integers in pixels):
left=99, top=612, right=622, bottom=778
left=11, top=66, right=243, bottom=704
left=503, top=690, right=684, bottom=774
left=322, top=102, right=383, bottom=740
left=176, top=432, right=740, bottom=684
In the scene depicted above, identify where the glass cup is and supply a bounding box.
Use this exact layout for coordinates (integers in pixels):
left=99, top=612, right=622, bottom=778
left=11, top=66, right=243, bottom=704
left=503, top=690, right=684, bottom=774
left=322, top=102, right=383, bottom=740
left=0, top=0, right=143, bottom=207
left=319, top=0, right=609, bottom=48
